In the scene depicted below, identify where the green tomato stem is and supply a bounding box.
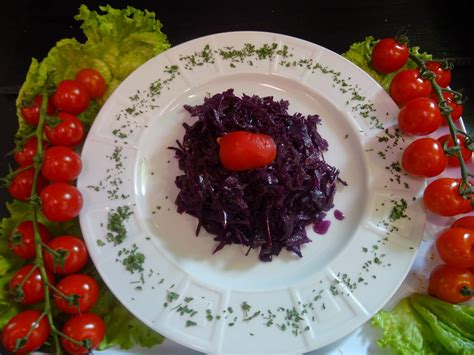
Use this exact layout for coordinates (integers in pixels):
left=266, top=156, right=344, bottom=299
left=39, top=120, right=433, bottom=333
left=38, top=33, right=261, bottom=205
left=32, top=92, right=62, bottom=355
left=409, top=53, right=473, bottom=200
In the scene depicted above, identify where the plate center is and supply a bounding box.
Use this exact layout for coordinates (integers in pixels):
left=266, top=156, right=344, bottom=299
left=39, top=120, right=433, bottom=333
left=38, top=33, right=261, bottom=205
left=136, top=73, right=369, bottom=291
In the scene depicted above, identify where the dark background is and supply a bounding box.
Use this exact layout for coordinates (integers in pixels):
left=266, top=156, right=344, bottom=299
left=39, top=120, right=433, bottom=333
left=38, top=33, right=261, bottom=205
left=0, top=0, right=473, bottom=216
left=0, top=0, right=472, bottom=353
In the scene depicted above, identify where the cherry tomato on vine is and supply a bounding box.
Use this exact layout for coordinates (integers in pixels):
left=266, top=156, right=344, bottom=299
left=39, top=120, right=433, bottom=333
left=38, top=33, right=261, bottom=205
left=14, top=137, right=48, bottom=167
left=428, top=264, right=474, bottom=303
left=9, top=264, right=55, bottom=304
left=41, top=146, right=82, bottom=182
left=40, top=183, right=83, bottom=222
left=1, top=310, right=50, bottom=353
left=53, top=274, right=99, bottom=314
left=371, top=38, right=409, bottom=74
left=60, top=313, right=105, bottom=354
left=431, top=91, right=464, bottom=122
left=45, top=111, right=85, bottom=147
left=436, top=227, right=474, bottom=268
left=398, top=97, right=442, bottom=135
left=52, top=80, right=90, bottom=115
left=8, top=167, right=48, bottom=201
left=451, top=216, right=474, bottom=230
left=390, top=69, right=432, bottom=106
left=401, top=138, right=447, bottom=177
left=75, top=68, right=107, bottom=99
left=219, top=131, right=277, bottom=171
left=44, top=236, right=89, bottom=275
left=20, top=95, right=56, bottom=126
left=425, top=61, right=452, bottom=88
left=437, top=134, right=472, bottom=167
left=423, top=178, right=472, bottom=217
left=9, top=220, right=51, bottom=259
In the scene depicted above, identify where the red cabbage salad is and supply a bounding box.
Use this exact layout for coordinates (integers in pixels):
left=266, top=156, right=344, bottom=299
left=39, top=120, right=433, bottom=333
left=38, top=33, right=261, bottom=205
left=170, top=89, right=341, bottom=262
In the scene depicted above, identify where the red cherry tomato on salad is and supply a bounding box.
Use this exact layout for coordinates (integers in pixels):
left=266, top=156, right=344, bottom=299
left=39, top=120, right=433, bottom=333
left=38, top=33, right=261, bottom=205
left=436, top=227, right=474, bottom=268
left=75, top=68, right=107, bottom=99
left=390, top=69, right=432, bottom=106
left=44, top=236, right=89, bottom=275
left=60, top=313, right=105, bottom=354
left=451, top=216, right=474, bottom=230
left=425, top=61, right=452, bottom=88
left=41, top=146, right=82, bottom=182
left=401, top=138, right=447, bottom=177
left=45, top=111, right=85, bottom=147
left=53, top=274, right=99, bottom=314
left=423, top=178, right=472, bottom=217
left=14, top=137, right=48, bottom=167
left=428, top=264, right=474, bottom=303
left=20, top=95, right=56, bottom=126
left=40, top=183, right=83, bottom=222
left=371, top=38, right=409, bottom=74
left=2, top=310, right=50, bottom=353
left=8, top=167, right=48, bottom=201
left=9, top=220, right=51, bottom=259
left=431, top=91, right=464, bottom=122
left=219, top=131, right=277, bottom=171
left=52, top=80, right=90, bottom=115
left=9, top=264, right=55, bottom=304
left=397, top=97, right=442, bottom=135
left=437, top=134, right=472, bottom=167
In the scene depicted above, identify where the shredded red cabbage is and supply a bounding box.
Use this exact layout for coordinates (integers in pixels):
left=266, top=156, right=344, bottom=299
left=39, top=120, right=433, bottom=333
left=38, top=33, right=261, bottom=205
left=170, top=89, right=339, bottom=262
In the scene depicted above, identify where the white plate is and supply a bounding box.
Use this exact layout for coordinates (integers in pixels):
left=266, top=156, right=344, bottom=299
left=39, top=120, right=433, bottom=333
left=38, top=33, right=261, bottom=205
left=78, top=32, right=427, bottom=354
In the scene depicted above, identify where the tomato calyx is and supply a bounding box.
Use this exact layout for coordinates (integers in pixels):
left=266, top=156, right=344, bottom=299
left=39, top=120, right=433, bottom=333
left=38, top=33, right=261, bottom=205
left=460, top=286, right=474, bottom=296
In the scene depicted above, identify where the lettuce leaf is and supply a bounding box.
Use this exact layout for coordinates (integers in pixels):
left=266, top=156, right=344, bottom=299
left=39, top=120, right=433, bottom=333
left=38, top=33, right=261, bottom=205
left=16, top=4, right=170, bottom=132
left=372, top=294, right=474, bottom=354
left=93, top=286, right=165, bottom=350
left=342, top=36, right=432, bottom=91
left=1, top=4, right=170, bottom=351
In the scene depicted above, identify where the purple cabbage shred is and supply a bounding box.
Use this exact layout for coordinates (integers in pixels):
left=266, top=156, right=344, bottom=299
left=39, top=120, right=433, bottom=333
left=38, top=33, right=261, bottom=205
left=170, top=89, right=339, bottom=262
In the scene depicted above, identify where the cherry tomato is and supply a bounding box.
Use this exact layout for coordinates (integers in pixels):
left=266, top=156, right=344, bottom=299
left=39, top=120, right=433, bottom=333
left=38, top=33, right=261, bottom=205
left=371, top=38, right=409, bottom=74
left=431, top=91, right=464, bottom=122
left=2, top=310, right=50, bottom=353
left=9, top=264, right=55, bottom=304
left=437, top=134, right=472, bottom=167
left=428, top=264, right=474, bottom=303
left=436, top=227, right=474, bottom=268
left=44, top=236, right=89, bottom=275
left=14, top=137, right=48, bottom=167
left=9, top=220, right=51, bottom=259
left=8, top=167, right=48, bottom=201
left=218, top=131, right=277, bottom=171
left=40, top=183, right=83, bottom=222
left=45, top=111, right=85, bottom=147
left=60, top=313, right=105, bottom=354
left=20, top=95, right=56, bottom=126
left=451, top=216, right=474, bottom=230
left=52, top=80, right=90, bottom=115
left=54, top=274, right=99, bottom=314
left=75, top=68, right=107, bottom=99
left=398, top=97, right=442, bottom=135
left=401, top=138, right=447, bottom=177
left=390, top=69, right=432, bottom=106
left=425, top=61, right=452, bottom=88
left=423, top=178, right=472, bottom=217
left=41, top=146, right=82, bottom=182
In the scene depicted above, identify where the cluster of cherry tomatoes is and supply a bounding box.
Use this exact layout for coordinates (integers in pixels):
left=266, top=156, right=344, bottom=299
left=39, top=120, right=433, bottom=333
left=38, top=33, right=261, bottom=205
left=428, top=216, right=474, bottom=303
left=372, top=38, right=473, bottom=304
left=2, top=68, right=107, bottom=353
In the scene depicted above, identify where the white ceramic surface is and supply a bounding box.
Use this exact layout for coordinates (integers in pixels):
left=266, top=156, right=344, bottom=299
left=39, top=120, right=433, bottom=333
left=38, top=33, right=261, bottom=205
left=78, top=32, right=427, bottom=354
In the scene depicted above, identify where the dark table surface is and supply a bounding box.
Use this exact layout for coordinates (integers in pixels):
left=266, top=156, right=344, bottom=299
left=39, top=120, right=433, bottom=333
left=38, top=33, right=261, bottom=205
left=0, top=0, right=473, bottom=352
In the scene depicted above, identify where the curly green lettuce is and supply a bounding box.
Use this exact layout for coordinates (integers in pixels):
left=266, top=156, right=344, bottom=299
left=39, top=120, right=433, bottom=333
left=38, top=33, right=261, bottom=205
left=342, top=36, right=432, bottom=91
left=372, top=294, right=474, bottom=354
left=1, top=4, right=170, bottom=350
